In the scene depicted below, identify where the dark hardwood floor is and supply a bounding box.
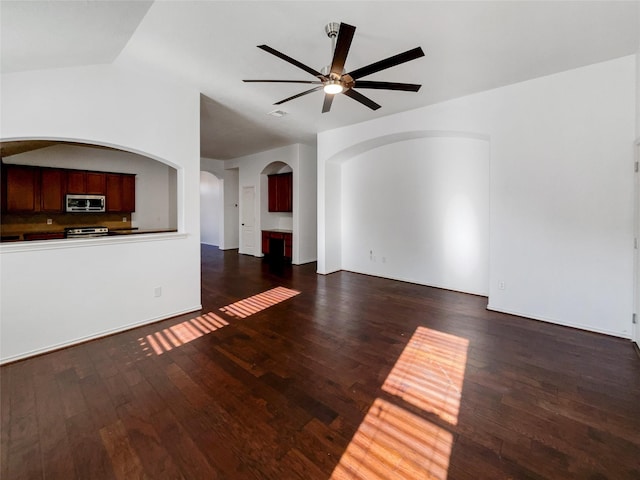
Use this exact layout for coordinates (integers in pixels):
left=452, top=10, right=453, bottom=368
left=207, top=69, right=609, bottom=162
left=2, top=245, right=639, bottom=479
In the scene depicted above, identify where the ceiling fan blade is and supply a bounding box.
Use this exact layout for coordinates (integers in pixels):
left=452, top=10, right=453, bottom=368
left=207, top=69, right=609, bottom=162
left=330, top=23, right=356, bottom=76
left=274, top=86, right=324, bottom=105
left=343, top=89, right=381, bottom=110
left=258, top=45, right=325, bottom=79
left=354, top=80, right=421, bottom=92
left=348, top=47, right=425, bottom=80
left=243, top=80, right=322, bottom=84
left=322, top=94, right=335, bottom=113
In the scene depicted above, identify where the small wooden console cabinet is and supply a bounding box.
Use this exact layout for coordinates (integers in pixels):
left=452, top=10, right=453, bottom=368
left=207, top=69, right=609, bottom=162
left=261, top=229, right=292, bottom=261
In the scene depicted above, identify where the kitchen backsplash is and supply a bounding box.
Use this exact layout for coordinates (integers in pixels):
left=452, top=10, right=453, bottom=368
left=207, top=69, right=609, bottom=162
left=1, top=212, right=132, bottom=237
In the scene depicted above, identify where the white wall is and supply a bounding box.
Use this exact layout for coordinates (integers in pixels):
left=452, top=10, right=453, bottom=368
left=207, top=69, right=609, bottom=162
left=225, top=143, right=317, bottom=264
left=635, top=41, right=640, bottom=346
left=341, top=135, right=490, bottom=295
left=201, top=157, right=236, bottom=249
left=223, top=168, right=240, bottom=250
left=5, top=144, right=176, bottom=229
left=0, top=64, right=201, bottom=363
left=297, top=144, right=318, bottom=265
left=319, top=55, right=636, bottom=338
left=200, top=171, right=221, bottom=246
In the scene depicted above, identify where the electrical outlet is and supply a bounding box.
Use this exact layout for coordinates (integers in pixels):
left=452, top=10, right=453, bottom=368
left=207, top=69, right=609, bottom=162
left=154, top=287, right=162, bottom=297
left=46, top=219, right=52, bottom=225
left=498, top=281, right=506, bottom=290
left=122, top=217, right=127, bottom=222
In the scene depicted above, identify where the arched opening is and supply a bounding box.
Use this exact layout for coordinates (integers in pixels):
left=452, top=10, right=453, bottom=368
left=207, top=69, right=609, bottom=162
left=1, top=139, right=178, bottom=241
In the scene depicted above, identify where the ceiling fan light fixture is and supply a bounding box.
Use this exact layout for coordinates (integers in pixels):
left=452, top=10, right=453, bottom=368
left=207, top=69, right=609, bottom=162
left=323, top=80, right=344, bottom=94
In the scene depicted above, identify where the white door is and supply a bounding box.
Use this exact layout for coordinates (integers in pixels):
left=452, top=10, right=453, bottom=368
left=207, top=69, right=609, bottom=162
left=241, top=186, right=255, bottom=255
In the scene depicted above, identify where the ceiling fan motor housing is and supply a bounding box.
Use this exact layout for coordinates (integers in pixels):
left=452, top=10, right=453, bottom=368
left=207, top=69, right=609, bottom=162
left=325, top=22, right=340, bottom=38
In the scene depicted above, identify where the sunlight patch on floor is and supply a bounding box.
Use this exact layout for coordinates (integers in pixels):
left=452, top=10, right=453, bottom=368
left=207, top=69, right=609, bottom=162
left=382, top=327, right=468, bottom=425
left=219, top=286, right=300, bottom=318
left=138, top=312, right=229, bottom=355
left=137, top=286, right=301, bottom=356
left=330, top=327, right=469, bottom=480
left=330, top=398, right=453, bottom=480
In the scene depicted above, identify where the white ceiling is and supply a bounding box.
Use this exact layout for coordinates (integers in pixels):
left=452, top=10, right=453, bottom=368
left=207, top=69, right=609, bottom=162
left=2, top=1, right=638, bottom=159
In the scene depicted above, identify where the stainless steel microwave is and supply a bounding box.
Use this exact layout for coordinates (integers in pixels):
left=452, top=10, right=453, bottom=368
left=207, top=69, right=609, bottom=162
left=65, top=194, right=105, bottom=213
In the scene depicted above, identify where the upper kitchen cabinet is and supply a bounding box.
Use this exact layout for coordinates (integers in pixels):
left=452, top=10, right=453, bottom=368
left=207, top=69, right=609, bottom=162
left=66, top=171, right=106, bottom=194
left=40, top=168, right=66, bottom=212
left=268, top=172, right=292, bottom=212
left=106, top=173, right=135, bottom=213
left=1, top=164, right=40, bottom=213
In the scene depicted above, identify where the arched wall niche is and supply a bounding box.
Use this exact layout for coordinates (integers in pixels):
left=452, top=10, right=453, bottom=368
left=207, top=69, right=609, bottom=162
left=261, top=160, right=292, bottom=175
left=320, top=130, right=491, bottom=295
left=326, top=130, right=491, bottom=165
left=260, top=160, right=294, bottom=237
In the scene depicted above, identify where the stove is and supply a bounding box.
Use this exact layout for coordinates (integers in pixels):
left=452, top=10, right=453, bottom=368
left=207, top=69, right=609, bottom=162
left=64, top=226, right=109, bottom=238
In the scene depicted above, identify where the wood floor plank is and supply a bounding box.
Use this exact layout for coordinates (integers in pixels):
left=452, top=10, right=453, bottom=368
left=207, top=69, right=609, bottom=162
left=2, top=245, right=640, bottom=479
left=6, top=361, right=43, bottom=480
left=99, top=419, right=148, bottom=480
left=33, top=370, right=76, bottom=480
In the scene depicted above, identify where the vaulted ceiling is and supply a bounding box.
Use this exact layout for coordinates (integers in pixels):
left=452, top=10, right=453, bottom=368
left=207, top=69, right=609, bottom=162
left=2, top=1, right=638, bottom=159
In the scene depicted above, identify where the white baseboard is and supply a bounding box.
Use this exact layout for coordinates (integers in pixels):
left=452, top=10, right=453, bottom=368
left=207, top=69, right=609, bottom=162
left=0, top=305, right=202, bottom=365
left=486, top=304, right=630, bottom=339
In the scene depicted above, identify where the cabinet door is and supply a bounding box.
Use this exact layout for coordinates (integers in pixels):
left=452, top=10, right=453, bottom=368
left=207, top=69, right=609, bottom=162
left=268, top=175, right=278, bottom=212
left=41, top=169, right=65, bottom=212
left=4, top=165, right=39, bottom=212
left=261, top=231, right=270, bottom=254
left=284, top=232, right=292, bottom=259
left=277, top=173, right=293, bottom=212
left=106, top=174, right=122, bottom=212
left=268, top=172, right=293, bottom=212
left=66, top=171, right=86, bottom=193
left=121, top=175, right=135, bottom=212
left=86, top=172, right=106, bottom=194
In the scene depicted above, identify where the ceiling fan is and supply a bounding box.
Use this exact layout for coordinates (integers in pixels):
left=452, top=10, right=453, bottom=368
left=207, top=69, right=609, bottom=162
left=243, top=22, right=424, bottom=113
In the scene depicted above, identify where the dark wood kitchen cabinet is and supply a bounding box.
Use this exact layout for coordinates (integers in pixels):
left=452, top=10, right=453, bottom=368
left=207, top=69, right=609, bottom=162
left=66, top=170, right=85, bottom=194
left=67, top=171, right=105, bottom=194
left=40, top=168, right=65, bottom=212
left=106, top=173, right=135, bottom=212
left=261, top=230, right=292, bottom=260
left=267, top=172, right=292, bottom=212
left=86, top=172, right=106, bottom=194
left=2, top=164, right=40, bottom=213
left=121, top=174, right=135, bottom=212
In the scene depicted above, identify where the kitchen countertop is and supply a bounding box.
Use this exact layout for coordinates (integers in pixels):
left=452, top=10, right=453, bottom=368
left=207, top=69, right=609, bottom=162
left=108, top=228, right=178, bottom=236
left=1, top=228, right=178, bottom=242
left=261, top=228, right=292, bottom=233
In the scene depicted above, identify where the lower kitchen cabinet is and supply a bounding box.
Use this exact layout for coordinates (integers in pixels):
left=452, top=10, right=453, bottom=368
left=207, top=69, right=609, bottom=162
left=261, top=230, right=292, bottom=260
